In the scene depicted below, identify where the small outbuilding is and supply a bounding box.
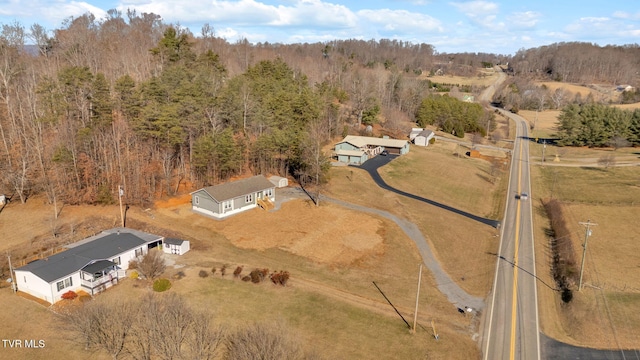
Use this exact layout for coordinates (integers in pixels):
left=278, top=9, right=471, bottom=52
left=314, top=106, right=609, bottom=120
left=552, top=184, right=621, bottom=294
left=163, top=238, right=190, bottom=255
left=269, top=176, right=288, bottom=188
left=409, top=128, right=423, bottom=141
left=413, top=129, right=435, bottom=147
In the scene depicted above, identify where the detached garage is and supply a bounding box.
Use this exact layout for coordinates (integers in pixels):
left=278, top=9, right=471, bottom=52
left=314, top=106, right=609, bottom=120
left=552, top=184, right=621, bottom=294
left=163, top=238, right=190, bottom=255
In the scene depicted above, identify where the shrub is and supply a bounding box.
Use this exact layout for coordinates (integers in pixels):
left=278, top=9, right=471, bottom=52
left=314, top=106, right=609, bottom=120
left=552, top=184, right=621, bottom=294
left=249, top=268, right=269, bottom=284
left=173, top=271, right=186, bottom=280
left=233, top=266, right=243, bottom=278
left=153, top=278, right=172, bottom=292
left=270, top=271, right=290, bottom=286
left=198, top=270, right=208, bottom=278
left=241, top=276, right=251, bottom=282
left=61, top=290, right=78, bottom=300
left=220, top=265, right=227, bottom=277
left=130, top=271, right=139, bottom=279
left=211, top=267, right=217, bottom=275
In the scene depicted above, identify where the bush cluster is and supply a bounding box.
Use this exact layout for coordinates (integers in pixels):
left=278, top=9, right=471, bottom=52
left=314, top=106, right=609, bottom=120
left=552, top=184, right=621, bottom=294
left=211, top=264, right=290, bottom=287
left=270, top=271, right=290, bottom=286
left=543, top=198, right=578, bottom=302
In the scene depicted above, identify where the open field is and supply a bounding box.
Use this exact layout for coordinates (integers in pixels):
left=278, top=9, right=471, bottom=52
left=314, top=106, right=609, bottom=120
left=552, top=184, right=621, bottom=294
left=530, top=160, right=640, bottom=349
left=326, top=141, right=507, bottom=299
left=424, top=69, right=499, bottom=87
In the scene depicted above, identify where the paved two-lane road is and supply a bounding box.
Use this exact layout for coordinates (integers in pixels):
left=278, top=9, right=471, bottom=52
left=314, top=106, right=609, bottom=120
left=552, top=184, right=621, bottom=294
left=482, top=111, right=540, bottom=360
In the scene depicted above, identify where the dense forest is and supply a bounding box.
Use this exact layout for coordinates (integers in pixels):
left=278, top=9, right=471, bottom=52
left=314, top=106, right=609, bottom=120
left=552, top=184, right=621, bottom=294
left=1, top=11, right=639, bottom=207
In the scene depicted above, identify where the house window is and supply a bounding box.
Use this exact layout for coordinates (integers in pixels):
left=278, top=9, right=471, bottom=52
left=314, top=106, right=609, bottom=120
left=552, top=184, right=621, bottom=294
left=245, top=194, right=253, bottom=203
left=194, top=196, right=200, bottom=205
left=267, top=189, right=273, bottom=197
left=113, top=257, right=121, bottom=265
left=223, top=201, right=232, bottom=211
left=135, top=248, right=143, bottom=257
left=57, top=276, right=73, bottom=292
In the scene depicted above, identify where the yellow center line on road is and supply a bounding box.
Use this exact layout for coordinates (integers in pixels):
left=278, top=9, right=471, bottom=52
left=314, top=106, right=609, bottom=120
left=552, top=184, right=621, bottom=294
left=510, top=134, right=524, bottom=360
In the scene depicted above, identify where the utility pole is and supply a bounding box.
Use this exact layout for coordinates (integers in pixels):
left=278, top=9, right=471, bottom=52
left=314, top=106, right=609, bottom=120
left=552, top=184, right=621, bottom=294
left=412, top=264, right=423, bottom=334
left=118, top=185, right=125, bottom=228
left=578, top=219, right=597, bottom=291
left=7, top=253, right=16, bottom=293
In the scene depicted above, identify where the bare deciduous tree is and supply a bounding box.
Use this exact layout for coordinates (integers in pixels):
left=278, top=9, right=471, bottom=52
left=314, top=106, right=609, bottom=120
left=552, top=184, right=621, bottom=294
left=225, top=322, right=306, bottom=360
left=597, top=154, right=616, bottom=169
left=129, top=250, right=166, bottom=279
left=65, top=298, right=137, bottom=359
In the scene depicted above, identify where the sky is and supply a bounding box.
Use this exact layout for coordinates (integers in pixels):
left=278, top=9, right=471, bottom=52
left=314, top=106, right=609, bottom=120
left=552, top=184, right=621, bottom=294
left=1, top=0, right=639, bottom=55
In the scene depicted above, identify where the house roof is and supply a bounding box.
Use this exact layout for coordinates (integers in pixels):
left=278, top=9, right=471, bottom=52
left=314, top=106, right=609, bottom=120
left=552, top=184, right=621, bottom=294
left=164, top=238, right=186, bottom=246
left=17, top=231, right=157, bottom=283
left=200, top=175, right=274, bottom=202
left=417, top=129, right=434, bottom=138
left=82, top=260, right=116, bottom=274
left=338, top=135, right=408, bottom=149
left=335, top=149, right=366, bottom=157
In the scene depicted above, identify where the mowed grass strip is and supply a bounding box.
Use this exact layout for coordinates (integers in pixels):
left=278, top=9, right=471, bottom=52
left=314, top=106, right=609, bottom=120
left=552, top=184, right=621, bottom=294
left=531, top=160, right=640, bottom=349
left=380, top=144, right=505, bottom=218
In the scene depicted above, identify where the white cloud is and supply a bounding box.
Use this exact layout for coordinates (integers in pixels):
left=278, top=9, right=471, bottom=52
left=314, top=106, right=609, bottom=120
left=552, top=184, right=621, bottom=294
left=449, top=1, right=503, bottom=30
left=0, top=0, right=108, bottom=26
left=509, top=11, right=541, bottom=29
left=117, top=0, right=357, bottom=28
left=358, top=8, right=443, bottom=34
left=612, top=11, right=640, bottom=21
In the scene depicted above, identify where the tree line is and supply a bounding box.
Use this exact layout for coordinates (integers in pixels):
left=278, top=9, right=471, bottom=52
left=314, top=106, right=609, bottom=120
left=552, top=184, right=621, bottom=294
left=64, top=292, right=320, bottom=360
left=556, top=103, right=640, bottom=147
left=2, top=11, right=638, bottom=206
left=0, top=11, right=492, bottom=207
left=415, top=94, right=493, bottom=137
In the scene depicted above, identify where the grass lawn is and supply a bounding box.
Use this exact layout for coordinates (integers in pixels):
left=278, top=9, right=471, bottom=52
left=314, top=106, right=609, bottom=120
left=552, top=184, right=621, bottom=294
left=531, top=162, right=640, bottom=349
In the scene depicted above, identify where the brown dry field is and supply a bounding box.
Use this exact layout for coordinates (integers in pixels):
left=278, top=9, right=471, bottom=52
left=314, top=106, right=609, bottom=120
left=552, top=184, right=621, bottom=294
left=531, top=165, right=640, bottom=349
left=519, top=104, right=640, bottom=349
left=424, top=69, right=500, bottom=87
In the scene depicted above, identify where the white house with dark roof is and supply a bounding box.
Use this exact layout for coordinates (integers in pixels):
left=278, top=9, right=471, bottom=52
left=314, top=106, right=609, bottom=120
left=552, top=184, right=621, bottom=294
left=190, top=175, right=276, bottom=219
left=14, top=228, right=163, bottom=304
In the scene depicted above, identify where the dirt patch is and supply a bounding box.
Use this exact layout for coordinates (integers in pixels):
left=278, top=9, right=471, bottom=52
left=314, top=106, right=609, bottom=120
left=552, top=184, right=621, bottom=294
left=217, top=200, right=384, bottom=266
left=155, top=193, right=192, bottom=208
